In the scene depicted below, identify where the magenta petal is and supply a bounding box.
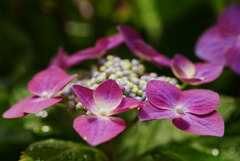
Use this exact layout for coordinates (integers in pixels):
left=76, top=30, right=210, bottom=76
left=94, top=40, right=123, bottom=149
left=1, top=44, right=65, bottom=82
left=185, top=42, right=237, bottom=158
left=93, top=80, right=122, bottom=112
left=181, top=89, right=220, bottom=115
left=172, top=111, right=224, bottom=137
left=193, top=63, right=223, bottom=84
left=23, top=96, right=62, bottom=113
left=111, top=98, right=141, bottom=115
left=146, top=80, right=181, bottom=109
left=96, top=33, right=123, bottom=51
left=2, top=97, right=32, bottom=118
left=49, top=47, right=69, bottom=69
left=171, top=54, right=196, bottom=79
left=73, top=115, right=126, bottom=146
left=28, top=66, right=77, bottom=96
left=138, top=101, right=179, bottom=121
left=72, top=85, right=99, bottom=115
left=195, top=26, right=236, bottom=64
left=218, top=4, right=240, bottom=34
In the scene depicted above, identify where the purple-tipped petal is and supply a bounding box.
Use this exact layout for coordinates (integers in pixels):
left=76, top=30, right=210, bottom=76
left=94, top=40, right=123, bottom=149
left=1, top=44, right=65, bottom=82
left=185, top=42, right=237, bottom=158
left=111, top=98, right=141, bottom=115
left=96, top=33, right=123, bottom=51
left=93, top=80, right=122, bottom=112
left=28, top=66, right=77, bottom=96
left=172, top=111, right=224, bottom=137
left=73, top=115, right=126, bottom=146
left=23, top=96, right=62, bottom=113
left=193, top=63, right=223, bottom=84
left=138, top=101, right=179, bottom=121
left=195, top=26, right=236, bottom=65
left=49, top=47, right=69, bottom=69
left=218, top=4, right=240, bottom=35
left=72, top=85, right=99, bottom=115
left=146, top=80, right=181, bottom=109
left=181, top=89, right=220, bottom=115
left=171, top=54, right=196, bottom=79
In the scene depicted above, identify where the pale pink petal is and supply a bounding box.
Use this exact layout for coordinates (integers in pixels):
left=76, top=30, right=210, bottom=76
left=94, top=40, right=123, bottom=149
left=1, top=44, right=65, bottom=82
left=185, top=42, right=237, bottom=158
left=93, top=80, right=122, bottom=112
left=146, top=80, right=181, bottom=109
left=180, top=89, right=220, bottom=115
left=28, top=66, right=77, bottom=96
left=22, top=96, right=62, bottom=113
left=138, top=101, right=179, bottom=121
left=195, top=26, right=236, bottom=64
left=172, top=111, right=224, bottom=137
left=73, top=115, right=125, bottom=146
left=111, top=98, right=142, bottom=115
left=171, top=54, right=196, bottom=79
left=49, top=47, right=69, bottom=69
left=72, top=85, right=99, bottom=115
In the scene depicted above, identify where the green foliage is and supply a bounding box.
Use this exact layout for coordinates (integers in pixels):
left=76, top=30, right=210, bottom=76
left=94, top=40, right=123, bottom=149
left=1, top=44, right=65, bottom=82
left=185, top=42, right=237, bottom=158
left=20, top=139, right=109, bottom=161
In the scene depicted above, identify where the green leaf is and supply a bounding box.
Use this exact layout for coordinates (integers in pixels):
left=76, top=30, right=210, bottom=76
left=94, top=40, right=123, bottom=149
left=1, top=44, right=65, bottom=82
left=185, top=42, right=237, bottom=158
left=20, top=139, right=109, bottom=161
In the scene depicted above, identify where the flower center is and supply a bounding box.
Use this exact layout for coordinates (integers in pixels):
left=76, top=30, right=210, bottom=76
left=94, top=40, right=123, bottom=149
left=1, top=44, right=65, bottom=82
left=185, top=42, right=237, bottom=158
left=40, top=91, right=50, bottom=99
left=98, top=110, right=110, bottom=117
left=175, top=105, right=184, bottom=114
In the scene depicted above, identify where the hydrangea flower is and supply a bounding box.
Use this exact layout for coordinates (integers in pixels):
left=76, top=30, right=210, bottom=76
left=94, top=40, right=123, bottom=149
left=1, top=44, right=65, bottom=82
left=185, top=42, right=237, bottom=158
left=195, top=4, right=240, bottom=74
left=171, top=54, right=223, bottom=85
left=72, top=79, right=141, bottom=146
left=117, top=25, right=171, bottom=67
left=139, top=80, right=224, bottom=137
left=50, top=33, right=123, bottom=69
left=3, top=66, right=77, bottom=118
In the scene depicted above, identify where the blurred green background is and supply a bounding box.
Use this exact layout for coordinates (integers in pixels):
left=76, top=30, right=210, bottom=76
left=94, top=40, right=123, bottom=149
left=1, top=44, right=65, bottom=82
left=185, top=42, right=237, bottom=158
left=0, top=0, right=240, bottom=161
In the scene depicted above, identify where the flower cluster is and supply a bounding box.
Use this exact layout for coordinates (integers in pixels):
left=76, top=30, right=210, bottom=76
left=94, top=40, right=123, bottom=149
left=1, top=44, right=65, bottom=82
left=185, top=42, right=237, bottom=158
left=4, top=4, right=240, bottom=146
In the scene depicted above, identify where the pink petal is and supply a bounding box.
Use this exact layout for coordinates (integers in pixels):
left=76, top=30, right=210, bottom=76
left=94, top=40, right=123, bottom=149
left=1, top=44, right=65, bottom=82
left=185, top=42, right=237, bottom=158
left=138, top=101, right=179, bottom=121
left=73, top=115, right=126, bottom=146
left=218, top=4, right=240, bottom=35
left=227, top=46, right=240, bottom=75
left=146, top=80, right=181, bottom=109
left=93, top=80, right=122, bottom=112
left=111, top=97, right=142, bottom=115
left=171, top=54, right=196, bottom=79
left=72, top=85, right=99, bottom=115
left=193, top=63, right=223, bottom=84
left=96, top=33, right=123, bottom=51
left=23, top=96, right=62, bottom=113
left=180, top=89, right=220, bottom=115
left=172, top=111, right=224, bottom=137
left=28, top=66, right=77, bottom=96
left=195, top=26, right=236, bottom=65
left=49, top=47, right=69, bottom=69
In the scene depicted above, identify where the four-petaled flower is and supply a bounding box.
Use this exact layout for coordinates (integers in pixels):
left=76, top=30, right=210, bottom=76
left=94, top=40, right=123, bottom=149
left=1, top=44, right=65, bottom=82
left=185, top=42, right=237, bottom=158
left=3, top=66, right=77, bottom=118
left=195, top=4, right=240, bottom=75
left=50, top=33, right=123, bottom=69
left=139, top=80, right=224, bottom=137
left=72, top=79, right=141, bottom=146
left=117, top=25, right=171, bottom=68
left=171, top=54, right=223, bottom=85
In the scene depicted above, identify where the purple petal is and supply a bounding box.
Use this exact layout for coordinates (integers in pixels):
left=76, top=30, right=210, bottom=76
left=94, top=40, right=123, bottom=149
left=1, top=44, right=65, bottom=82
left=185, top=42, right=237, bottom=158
left=73, top=115, right=126, bottom=146
left=218, top=4, right=240, bottom=35
left=171, top=54, right=196, bottom=79
left=23, top=96, right=62, bottom=113
left=146, top=80, right=181, bottom=109
left=172, top=111, right=224, bottom=137
left=28, top=66, right=77, bottom=96
left=93, top=80, right=123, bottom=112
left=193, top=63, right=223, bottom=84
left=96, top=33, right=123, bottom=51
left=138, top=101, right=179, bottom=121
left=49, top=47, right=69, bottom=69
left=195, top=26, right=236, bottom=65
left=180, top=89, right=220, bottom=115
left=72, top=85, right=99, bottom=115
left=111, top=98, right=142, bottom=115
left=227, top=46, right=240, bottom=75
